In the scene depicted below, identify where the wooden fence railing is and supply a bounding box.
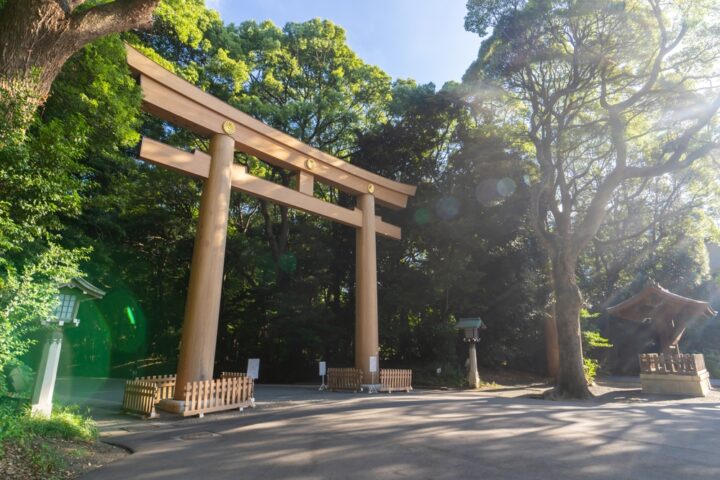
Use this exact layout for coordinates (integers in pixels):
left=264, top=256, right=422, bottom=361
left=327, top=368, right=363, bottom=392
left=639, top=353, right=706, bottom=375
left=182, top=376, right=255, bottom=417
left=220, top=371, right=247, bottom=379
left=380, top=369, right=413, bottom=393
left=136, top=374, right=176, bottom=404
left=136, top=374, right=176, bottom=382
left=122, top=380, right=158, bottom=418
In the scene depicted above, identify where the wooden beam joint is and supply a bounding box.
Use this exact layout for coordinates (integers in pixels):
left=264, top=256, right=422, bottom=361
left=297, top=170, right=314, bottom=196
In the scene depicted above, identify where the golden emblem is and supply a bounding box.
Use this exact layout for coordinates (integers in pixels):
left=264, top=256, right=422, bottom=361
left=367, top=183, right=375, bottom=193
left=306, top=158, right=316, bottom=170
left=222, top=120, right=236, bottom=135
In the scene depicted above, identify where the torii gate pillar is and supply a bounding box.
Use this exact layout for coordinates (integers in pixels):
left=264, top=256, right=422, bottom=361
left=173, top=133, right=234, bottom=399
left=355, top=193, right=379, bottom=383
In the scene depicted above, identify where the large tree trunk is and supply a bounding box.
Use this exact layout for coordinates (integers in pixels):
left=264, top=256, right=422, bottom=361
left=549, top=252, right=592, bottom=399
left=544, top=305, right=560, bottom=379
left=0, top=0, right=159, bottom=109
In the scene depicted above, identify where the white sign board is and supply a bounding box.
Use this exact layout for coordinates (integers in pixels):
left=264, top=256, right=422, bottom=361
left=319, top=361, right=327, bottom=376
left=247, top=358, right=260, bottom=380
left=369, top=356, right=378, bottom=373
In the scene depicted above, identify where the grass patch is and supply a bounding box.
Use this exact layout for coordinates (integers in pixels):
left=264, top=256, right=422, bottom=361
left=0, top=399, right=98, bottom=479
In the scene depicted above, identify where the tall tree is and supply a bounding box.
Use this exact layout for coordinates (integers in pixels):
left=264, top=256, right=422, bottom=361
left=0, top=0, right=159, bottom=136
left=465, top=0, right=720, bottom=397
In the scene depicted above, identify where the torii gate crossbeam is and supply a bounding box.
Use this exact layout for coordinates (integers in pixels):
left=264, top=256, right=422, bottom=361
left=124, top=45, right=416, bottom=400
left=138, top=138, right=402, bottom=239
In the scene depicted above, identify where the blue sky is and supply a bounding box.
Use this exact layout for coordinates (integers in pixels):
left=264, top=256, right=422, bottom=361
left=205, top=0, right=481, bottom=87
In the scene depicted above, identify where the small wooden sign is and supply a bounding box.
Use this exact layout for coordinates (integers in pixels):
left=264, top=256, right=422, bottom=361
left=319, top=361, right=327, bottom=376
left=247, top=358, right=260, bottom=379
left=369, top=356, right=378, bottom=373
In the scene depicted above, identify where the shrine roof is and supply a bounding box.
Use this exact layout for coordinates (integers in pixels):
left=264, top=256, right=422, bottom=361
left=606, top=284, right=716, bottom=322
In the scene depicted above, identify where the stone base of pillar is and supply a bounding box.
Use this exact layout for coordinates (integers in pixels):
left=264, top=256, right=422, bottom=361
left=468, top=371, right=481, bottom=390
left=157, top=398, right=185, bottom=414
left=30, top=403, right=53, bottom=417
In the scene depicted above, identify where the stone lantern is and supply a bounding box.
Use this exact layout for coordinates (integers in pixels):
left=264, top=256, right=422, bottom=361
left=31, top=278, right=105, bottom=417
left=456, top=317, right=486, bottom=389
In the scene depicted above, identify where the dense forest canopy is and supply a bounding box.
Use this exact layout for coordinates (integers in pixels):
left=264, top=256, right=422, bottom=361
left=1, top=0, right=719, bottom=396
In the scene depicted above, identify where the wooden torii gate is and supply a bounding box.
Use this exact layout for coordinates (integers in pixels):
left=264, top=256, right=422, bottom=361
left=125, top=45, right=416, bottom=400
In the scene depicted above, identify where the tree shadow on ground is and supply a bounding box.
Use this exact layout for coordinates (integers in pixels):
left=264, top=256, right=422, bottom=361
left=81, top=387, right=720, bottom=480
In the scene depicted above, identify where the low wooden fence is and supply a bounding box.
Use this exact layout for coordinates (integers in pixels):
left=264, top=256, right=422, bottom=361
left=182, top=376, right=254, bottom=417
left=122, top=380, right=158, bottom=418
left=639, top=353, right=706, bottom=375
left=220, top=371, right=247, bottom=379
left=327, top=368, right=363, bottom=392
left=137, top=374, right=176, bottom=403
left=380, top=369, right=413, bottom=393
left=137, top=374, right=176, bottom=382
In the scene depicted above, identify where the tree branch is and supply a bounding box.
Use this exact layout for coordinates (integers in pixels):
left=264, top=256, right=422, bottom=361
left=70, top=0, right=159, bottom=44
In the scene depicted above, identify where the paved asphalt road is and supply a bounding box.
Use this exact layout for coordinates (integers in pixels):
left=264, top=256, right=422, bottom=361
left=60, top=379, right=720, bottom=480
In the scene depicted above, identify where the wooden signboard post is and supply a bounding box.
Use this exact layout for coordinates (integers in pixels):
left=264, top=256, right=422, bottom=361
left=124, top=45, right=415, bottom=412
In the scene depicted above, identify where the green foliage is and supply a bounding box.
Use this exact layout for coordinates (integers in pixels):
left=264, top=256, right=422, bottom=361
left=583, top=330, right=612, bottom=350
left=154, top=0, right=221, bottom=50
left=226, top=19, right=392, bottom=155
left=0, top=401, right=97, bottom=478
left=581, top=310, right=612, bottom=383
left=464, top=0, right=528, bottom=37
left=583, top=357, right=599, bottom=385
left=46, top=37, right=143, bottom=153
left=0, top=74, right=43, bottom=148
left=582, top=329, right=612, bottom=384
left=2, top=359, right=34, bottom=397
left=23, top=405, right=97, bottom=442
left=411, top=363, right=467, bottom=388
left=0, top=35, right=136, bottom=384
left=0, top=245, right=86, bottom=380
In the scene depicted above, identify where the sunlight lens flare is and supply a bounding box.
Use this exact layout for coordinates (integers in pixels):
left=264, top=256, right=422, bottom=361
left=435, top=196, right=460, bottom=220
left=125, top=306, right=136, bottom=326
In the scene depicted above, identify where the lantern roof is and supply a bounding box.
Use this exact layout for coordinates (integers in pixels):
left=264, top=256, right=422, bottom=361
left=456, top=317, right=486, bottom=329
left=59, top=278, right=106, bottom=301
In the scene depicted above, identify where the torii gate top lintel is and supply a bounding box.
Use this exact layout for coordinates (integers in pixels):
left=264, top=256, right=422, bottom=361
left=125, top=44, right=416, bottom=212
